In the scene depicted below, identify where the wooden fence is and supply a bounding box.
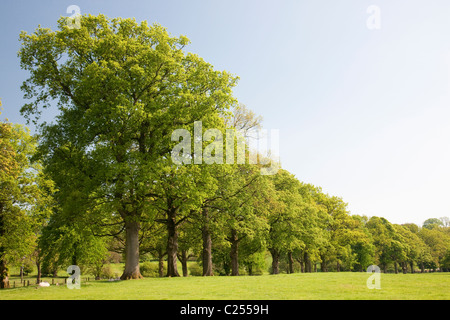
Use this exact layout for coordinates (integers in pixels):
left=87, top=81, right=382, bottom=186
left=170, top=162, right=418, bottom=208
left=2, top=277, right=97, bottom=289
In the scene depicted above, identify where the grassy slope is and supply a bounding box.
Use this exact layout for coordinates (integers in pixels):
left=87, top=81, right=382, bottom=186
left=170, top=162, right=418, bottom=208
left=0, top=272, right=449, bottom=300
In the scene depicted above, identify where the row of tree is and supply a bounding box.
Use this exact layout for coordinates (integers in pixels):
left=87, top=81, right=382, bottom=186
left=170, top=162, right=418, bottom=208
left=2, top=96, right=450, bottom=285
left=1, top=15, right=450, bottom=287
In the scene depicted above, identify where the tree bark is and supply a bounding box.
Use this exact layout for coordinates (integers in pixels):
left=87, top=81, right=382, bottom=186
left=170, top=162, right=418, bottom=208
left=296, top=257, right=304, bottom=273
left=166, top=209, right=180, bottom=277
left=288, top=251, right=294, bottom=274
left=0, top=206, right=9, bottom=288
left=179, top=249, right=188, bottom=277
left=202, top=207, right=214, bottom=276
left=321, top=254, right=328, bottom=272
left=36, top=260, right=41, bottom=284
left=270, top=248, right=280, bottom=275
left=304, top=251, right=311, bottom=273
left=230, top=229, right=239, bottom=276
left=0, top=251, right=9, bottom=289
left=247, top=264, right=253, bottom=276
left=120, top=219, right=143, bottom=280
left=20, top=266, right=24, bottom=282
left=402, top=262, right=407, bottom=274
left=158, top=251, right=165, bottom=277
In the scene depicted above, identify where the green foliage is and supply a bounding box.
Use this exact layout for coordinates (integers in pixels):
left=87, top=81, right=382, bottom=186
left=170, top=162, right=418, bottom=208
left=188, top=263, right=203, bottom=276
left=140, top=262, right=166, bottom=278
left=0, top=113, right=54, bottom=287
left=241, top=250, right=266, bottom=275
left=423, top=218, right=444, bottom=230
left=100, top=264, right=116, bottom=279
left=18, top=13, right=239, bottom=278
left=22, top=261, right=34, bottom=275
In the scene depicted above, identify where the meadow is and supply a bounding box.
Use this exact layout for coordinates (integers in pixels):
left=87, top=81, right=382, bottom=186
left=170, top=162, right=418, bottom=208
left=0, top=267, right=448, bottom=300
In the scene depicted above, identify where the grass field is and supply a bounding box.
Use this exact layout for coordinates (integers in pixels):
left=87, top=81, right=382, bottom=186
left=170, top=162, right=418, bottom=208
left=1, top=271, right=449, bottom=300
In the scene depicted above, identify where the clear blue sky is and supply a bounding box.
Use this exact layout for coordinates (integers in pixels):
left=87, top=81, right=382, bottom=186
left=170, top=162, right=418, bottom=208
left=1, top=0, right=450, bottom=226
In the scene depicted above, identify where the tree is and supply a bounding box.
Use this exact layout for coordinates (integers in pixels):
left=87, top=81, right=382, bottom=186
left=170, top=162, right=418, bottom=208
left=150, top=161, right=216, bottom=277
left=419, top=227, right=450, bottom=271
left=177, top=222, right=199, bottom=277
left=290, top=183, right=326, bottom=273
left=366, top=216, right=405, bottom=273
left=30, top=171, right=56, bottom=284
left=439, top=217, right=450, bottom=228
left=190, top=104, right=265, bottom=276
left=394, top=224, right=428, bottom=273
left=218, top=164, right=269, bottom=276
left=306, top=189, right=363, bottom=272
left=223, top=103, right=263, bottom=138
left=423, top=218, right=444, bottom=230
left=19, top=14, right=238, bottom=279
left=266, top=169, right=312, bottom=275
left=0, top=112, right=47, bottom=288
left=39, top=204, right=110, bottom=279
left=140, top=220, right=167, bottom=277
left=346, top=216, right=375, bottom=272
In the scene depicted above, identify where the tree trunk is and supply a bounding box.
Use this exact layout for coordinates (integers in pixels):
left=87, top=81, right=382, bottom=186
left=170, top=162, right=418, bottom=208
left=410, top=261, right=414, bottom=274
left=288, top=251, right=294, bottom=274
left=223, top=258, right=231, bottom=276
left=120, top=219, right=143, bottom=280
left=270, top=248, right=280, bottom=275
left=179, top=249, right=188, bottom=277
left=304, top=252, right=311, bottom=273
left=158, top=251, right=165, bottom=277
left=0, top=251, right=9, bottom=289
left=247, top=264, right=253, bottom=276
left=202, top=208, right=214, bottom=276
left=230, top=229, right=239, bottom=276
left=321, top=255, right=328, bottom=272
left=36, top=260, right=41, bottom=284
left=0, top=207, right=9, bottom=288
left=166, top=209, right=180, bottom=277
left=296, top=257, right=304, bottom=273
left=394, top=262, right=398, bottom=274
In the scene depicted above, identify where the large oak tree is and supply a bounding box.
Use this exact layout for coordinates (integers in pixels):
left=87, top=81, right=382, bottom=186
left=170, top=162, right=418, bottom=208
left=18, top=14, right=238, bottom=279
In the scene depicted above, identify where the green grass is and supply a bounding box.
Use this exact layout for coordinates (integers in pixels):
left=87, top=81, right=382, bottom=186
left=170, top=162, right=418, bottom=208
left=1, top=272, right=449, bottom=300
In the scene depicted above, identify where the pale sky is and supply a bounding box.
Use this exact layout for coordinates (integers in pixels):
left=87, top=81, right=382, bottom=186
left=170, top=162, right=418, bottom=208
left=1, top=0, right=450, bottom=226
